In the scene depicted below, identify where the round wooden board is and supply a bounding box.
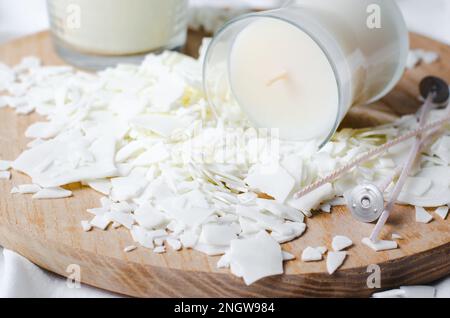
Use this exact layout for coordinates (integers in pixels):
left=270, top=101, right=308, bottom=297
left=0, top=31, right=449, bottom=298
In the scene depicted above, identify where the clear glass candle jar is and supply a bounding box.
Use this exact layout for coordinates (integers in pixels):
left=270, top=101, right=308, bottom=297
left=47, top=0, right=189, bottom=70
left=203, top=0, right=409, bottom=146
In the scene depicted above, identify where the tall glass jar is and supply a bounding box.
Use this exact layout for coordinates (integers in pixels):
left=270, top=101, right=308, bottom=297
left=47, top=0, right=189, bottom=70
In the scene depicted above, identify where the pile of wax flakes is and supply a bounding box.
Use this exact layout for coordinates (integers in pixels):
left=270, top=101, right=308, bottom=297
left=0, top=41, right=449, bottom=285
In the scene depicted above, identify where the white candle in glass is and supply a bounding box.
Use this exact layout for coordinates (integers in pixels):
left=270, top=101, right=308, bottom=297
left=47, top=0, right=188, bottom=68
left=203, top=0, right=409, bottom=145
left=229, top=18, right=339, bottom=141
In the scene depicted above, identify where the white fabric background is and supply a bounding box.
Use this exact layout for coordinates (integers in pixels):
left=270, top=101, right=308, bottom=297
left=0, top=0, right=449, bottom=298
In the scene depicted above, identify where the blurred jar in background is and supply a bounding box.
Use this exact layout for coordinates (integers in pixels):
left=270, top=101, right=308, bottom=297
left=47, top=0, right=189, bottom=69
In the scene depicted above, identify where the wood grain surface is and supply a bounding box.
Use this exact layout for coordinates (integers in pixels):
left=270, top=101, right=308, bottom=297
left=0, top=30, right=449, bottom=298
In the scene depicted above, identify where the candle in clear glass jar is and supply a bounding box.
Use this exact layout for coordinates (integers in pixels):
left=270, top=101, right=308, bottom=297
left=203, top=0, right=409, bottom=145
left=47, top=0, right=188, bottom=69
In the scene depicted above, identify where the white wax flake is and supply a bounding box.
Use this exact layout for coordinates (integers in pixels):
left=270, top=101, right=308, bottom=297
left=281, top=154, right=303, bottom=184
left=236, top=205, right=290, bottom=235
left=123, top=245, right=137, bottom=253
left=402, top=177, right=432, bottom=197
left=400, top=286, right=436, bottom=298
left=237, top=192, right=258, bottom=204
left=0, top=171, right=11, bottom=180
left=179, top=231, right=198, bottom=249
left=288, top=183, right=334, bottom=214
left=155, top=238, right=164, bottom=246
left=320, top=204, right=331, bottom=213
left=282, top=251, right=296, bottom=261
left=86, top=207, right=108, bottom=216
left=85, top=179, right=111, bottom=195
left=13, top=134, right=117, bottom=188
left=229, top=231, right=283, bottom=285
left=10, top=184, right=41, bottom=194
left=25, top=121, right=63, bottom=139
left=378, top=158, right=395, bottom=168
left=413, top=169, right=450, bottom=208
left=372, top=289, right=406, bottom=298
left=108, top=211, right=134, bottom=230
left=301, top=247, right=323, bottom=262
left=434, top=206, right=449, bottom=220
left=391, top=233, right=403, bottom=240
left=115, top=141, right=146, bottom=163
left=217, top=252, right=231, bottom=269
left=166, top=238, right=182, bottom=251
left=131, top=114, right=189, bottom=137
left=161, top=199, right=213, bottom=229
left=100, top=197, right=112, bottom=209
left=110, top=201, right=134, bottom=214
left=14, top=56, right=41, bottom=72
left=183, top=189, right=210, bottom=209
left=0, top=160, right=12, bottom=171
left=331, top=235, right=353, bottom=252
left=415, top=206, right=433, bottom=224
left=326, top=252, right=347, bottom=275
left=420, top=51, right=439, bottom=64
left=406, top=51, right=421, bottom=70
left=256, top=198, right=304, bottom=223
left=134, top=203, right=168, bottom=230
left=316, top=246, right=328, bottom=255
left=153, top=246, right=166, bottom=254
left=109, top=93, right=145, bottom=120
left=199, top=223, right=239, bottom=246
left=130, top=226, right=154, bottom=249
left=194, top=243, right=229, bottom=256
left=327, top=196, right=346, bottom=206
left=90, top=215, right=112, bottom=231
left=239, top=216, right=262, bottom=235
left=110, top=176, right=147, bottom=201
left=362, top=238, right=398, bottom=252
left=245, top=166, right=295, bottom=203
left=32, top=187, right=72, bottom=199
left=149, top=73, right=185, bottom=111
left=112, top=222, right=122, bottom=229
left=373, top=286, right=435, bottom=298
left=80, top=220, right=93, bottom=232
left=0, top=99, right=7, bottom=109
left=431, top=136, right=450, bottom=164
left=271, top=222, right=306, bottom=244
left=132, top=143, right=170, bottom=166
left=406, top=49, right=439, bottom=69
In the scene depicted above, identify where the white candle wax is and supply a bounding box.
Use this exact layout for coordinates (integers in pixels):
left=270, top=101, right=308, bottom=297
left=229, top=18, right=339, bottom=141
left=203, top=0, right=409, bottom=143
left=48, top=0, right=188, bottom=55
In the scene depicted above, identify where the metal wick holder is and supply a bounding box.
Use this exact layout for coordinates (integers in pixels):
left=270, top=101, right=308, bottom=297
left=346, top=184, right=384, bottom=223
left=347, top=76, right=449, bottom=226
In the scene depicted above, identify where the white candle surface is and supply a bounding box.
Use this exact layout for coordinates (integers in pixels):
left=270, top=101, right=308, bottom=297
left=229, top=18, right=339, bottom=141
left=48, top=0, right=188, bottom=55
left=205, top=0, right=408, bottom=143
